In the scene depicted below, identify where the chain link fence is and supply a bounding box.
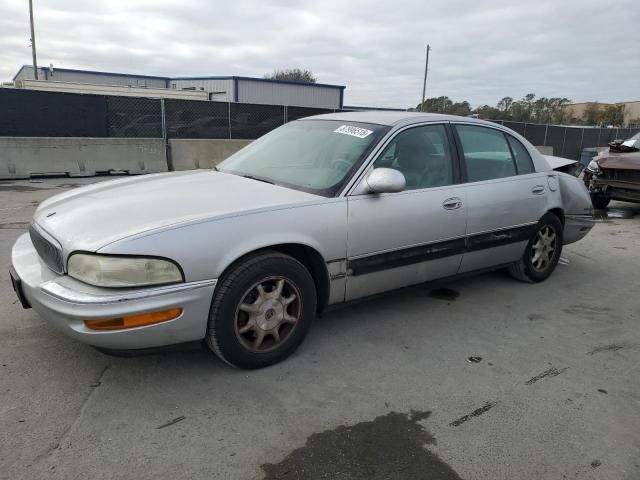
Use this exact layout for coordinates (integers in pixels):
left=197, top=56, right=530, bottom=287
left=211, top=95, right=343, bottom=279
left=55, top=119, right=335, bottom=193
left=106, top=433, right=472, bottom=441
left=1, top=89, right=639, bottom=160
left=230, top=102, right=285, bottom=139
left=0, top=88, right=109, bottom=137
left=491, top=120, right=640, bottom=160
left=107, top=96, right=163, bottom=138
left=165, top=99, right=230, bottom=139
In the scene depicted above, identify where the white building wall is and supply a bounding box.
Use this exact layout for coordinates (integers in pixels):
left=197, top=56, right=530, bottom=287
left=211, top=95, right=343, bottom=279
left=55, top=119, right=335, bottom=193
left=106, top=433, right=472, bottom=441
left=170, top=79, right=235, bottom=101
left=237, top=79, right=341, bottom=109
left=15, top=79, right=208, bottom=100
left=14, top=66, right=167, bottom=88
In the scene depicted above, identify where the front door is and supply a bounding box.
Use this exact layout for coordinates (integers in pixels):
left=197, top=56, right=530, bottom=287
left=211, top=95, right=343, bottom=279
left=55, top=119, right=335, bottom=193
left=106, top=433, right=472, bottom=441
left=345, top=124, right=467, bottom=300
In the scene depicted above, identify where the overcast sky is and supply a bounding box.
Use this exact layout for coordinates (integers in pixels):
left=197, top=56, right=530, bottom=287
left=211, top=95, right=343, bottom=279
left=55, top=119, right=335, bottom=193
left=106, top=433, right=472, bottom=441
left=1, top=0, right=638, bottom=108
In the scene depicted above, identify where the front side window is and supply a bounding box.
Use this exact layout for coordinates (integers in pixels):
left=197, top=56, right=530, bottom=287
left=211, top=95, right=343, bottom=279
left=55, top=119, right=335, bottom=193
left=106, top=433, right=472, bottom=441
left=218, top=120, right=389, bottom=197
left=373, top=124, right=454, bottom=190
left=455, top=125, right=516, bottom=182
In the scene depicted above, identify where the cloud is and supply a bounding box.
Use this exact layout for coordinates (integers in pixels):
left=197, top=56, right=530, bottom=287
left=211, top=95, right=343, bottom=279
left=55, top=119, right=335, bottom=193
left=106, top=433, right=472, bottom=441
left=1, top=0, right=638, bottom=108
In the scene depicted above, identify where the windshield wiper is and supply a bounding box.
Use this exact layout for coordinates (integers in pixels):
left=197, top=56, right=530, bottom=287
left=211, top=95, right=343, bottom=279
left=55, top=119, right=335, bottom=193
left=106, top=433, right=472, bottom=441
left=240, top=174, right=274, bottom=185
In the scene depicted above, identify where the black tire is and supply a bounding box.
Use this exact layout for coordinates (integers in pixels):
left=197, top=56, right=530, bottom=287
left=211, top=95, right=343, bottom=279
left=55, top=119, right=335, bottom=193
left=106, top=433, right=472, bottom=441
left=590, top=193, right=610, bottom=209
left=508, top=212, right=563, bottom=283
left=205, top=251, right=316, bottom=369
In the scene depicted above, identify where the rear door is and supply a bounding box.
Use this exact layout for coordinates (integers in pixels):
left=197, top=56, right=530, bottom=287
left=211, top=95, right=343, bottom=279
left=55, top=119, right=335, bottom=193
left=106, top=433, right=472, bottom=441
left=452, top=123, right=548, bottom=272
left=345, top=123, right=467, bottom=300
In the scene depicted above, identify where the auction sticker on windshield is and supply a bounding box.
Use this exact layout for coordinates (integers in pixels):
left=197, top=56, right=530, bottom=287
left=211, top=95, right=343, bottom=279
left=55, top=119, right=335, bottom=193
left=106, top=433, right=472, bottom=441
left=333, top=125, right=373, bottom=139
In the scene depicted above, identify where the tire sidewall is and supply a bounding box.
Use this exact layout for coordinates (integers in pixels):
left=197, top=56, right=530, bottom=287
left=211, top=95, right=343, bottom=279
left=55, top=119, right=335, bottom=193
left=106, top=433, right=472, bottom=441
left=209, top=253, right=316, bottom=369
left=521, top=213, right=564, bottom=282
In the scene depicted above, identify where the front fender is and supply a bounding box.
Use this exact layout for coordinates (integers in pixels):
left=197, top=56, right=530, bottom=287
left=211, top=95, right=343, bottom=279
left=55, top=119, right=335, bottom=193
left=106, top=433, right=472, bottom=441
left=98, top=200, right=348, bottom=283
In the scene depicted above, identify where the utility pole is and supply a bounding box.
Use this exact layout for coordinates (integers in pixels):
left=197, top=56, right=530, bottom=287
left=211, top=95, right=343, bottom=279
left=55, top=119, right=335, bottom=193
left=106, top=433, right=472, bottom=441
left=29, top=0, right=38, bottom=79
left=419, top=45, right=430, bottom=112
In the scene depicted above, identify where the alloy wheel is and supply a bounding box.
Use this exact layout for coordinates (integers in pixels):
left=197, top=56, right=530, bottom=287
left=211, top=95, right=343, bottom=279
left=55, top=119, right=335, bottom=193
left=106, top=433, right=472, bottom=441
left=234, top=276, right=302, bottom=353
left=531, top=225, right=557, bottom=272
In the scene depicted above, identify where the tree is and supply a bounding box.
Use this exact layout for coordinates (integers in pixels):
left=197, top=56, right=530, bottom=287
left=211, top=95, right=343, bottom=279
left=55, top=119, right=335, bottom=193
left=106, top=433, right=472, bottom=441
left=416, top=96, right=452, bottom=113
left=264, top=68, right=316, bottom=83
left=508, top=93, right=536, bottom=122
left=582, top=102, right=601, bottom=126
left=523, top=93, right=536, bottom=119
left=599, top=104, right=625, bottom=127
left=449, top=101, right=472, bottom=117
left=549, top=98, right=571, bottom=124
left=413, top=93, right=573, bottom=124
left=473, top=105, right=501, bottom=119
left=497, top=97, right=514, bottom=119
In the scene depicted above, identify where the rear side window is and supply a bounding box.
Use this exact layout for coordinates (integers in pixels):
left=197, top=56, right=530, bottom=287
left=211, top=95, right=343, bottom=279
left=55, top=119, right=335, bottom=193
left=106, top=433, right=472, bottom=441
left=507, top=135, right=535, bottom=174
left=455, top=125, right=516, bottom=182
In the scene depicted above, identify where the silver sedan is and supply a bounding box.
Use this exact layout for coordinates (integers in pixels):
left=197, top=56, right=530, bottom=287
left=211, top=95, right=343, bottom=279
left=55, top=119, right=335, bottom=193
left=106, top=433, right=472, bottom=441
left=10, top=112, right=594, bottom=368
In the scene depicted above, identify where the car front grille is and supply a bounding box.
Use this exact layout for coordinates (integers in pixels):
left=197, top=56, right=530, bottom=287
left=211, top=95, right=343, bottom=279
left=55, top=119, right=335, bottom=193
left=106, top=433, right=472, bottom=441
left=29, top=223, right=64, bottom=274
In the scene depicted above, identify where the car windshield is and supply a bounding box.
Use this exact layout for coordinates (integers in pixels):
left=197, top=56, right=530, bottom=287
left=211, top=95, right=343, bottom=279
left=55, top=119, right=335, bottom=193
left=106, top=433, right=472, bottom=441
left=217, top=120, right=389, bottom=196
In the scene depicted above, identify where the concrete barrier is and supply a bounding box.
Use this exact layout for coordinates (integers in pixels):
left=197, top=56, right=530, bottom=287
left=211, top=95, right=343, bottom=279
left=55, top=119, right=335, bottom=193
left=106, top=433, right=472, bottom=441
left=169, top=139, right=252, bottom=171
left=535, top=146, right=554, bottom=155
left=0, top=137, right=167, bottom=180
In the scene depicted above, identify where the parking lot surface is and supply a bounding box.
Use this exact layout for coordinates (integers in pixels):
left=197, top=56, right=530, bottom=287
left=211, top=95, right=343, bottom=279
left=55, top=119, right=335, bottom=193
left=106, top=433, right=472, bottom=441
left=1, top=177, right=639, bottom=480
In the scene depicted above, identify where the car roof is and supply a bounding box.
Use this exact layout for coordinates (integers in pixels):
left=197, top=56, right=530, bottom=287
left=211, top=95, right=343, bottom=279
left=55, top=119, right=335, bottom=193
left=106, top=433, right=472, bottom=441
left=300, top=111, right=493, bottom=128
left=299, top=110, right=553, bottom=174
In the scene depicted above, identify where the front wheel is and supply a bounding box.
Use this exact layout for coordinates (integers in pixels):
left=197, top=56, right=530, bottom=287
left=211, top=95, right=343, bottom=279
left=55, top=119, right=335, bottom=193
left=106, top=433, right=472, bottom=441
left=205, top=251, right=316, bottom=369
left=508, top=213, right=563, bottom=283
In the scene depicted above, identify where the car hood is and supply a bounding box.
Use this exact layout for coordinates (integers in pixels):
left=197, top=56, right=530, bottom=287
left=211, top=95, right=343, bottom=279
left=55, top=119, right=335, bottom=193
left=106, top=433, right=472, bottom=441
left=595, top=151, right=640, bottom=170
left=33, top=170, right=322, bottom=252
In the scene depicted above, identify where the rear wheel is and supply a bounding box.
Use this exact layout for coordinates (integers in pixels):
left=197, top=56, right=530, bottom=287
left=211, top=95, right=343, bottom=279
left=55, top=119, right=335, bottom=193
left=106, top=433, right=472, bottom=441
left=205, top=251, right=316, bottom=369
left=590, top=193, right=610, bottom=209
left=508, top=213, right=563, bottom=283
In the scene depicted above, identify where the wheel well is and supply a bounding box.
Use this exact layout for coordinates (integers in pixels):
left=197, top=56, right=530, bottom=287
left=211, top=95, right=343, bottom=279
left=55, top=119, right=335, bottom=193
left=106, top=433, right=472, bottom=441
left=267, top=244, right=330, bottom=314
left=548, top=208, right=565, bottom=226
left=220, top=244, right=330, bottom=314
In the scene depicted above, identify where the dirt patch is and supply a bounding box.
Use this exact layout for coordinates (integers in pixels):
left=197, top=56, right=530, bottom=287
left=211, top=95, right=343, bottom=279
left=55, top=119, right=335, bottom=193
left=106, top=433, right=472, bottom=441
left=449, top=402, right=495, bottom=427
left=0, top=222, right=30, bottom=230
left=525, top=367, right=568, bottom=386
left=588, top=344, right=623, bottom=356
left=563, top=305, right=611, bottom=316
left=0, top=184, right=54, bottom=193
left=261, top=411, right=462, bottom=480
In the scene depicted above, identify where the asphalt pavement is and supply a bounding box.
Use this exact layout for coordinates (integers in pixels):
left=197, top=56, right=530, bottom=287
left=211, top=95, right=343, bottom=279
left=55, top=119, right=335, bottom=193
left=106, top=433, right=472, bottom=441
left=1, top=177, right=639, bottom=480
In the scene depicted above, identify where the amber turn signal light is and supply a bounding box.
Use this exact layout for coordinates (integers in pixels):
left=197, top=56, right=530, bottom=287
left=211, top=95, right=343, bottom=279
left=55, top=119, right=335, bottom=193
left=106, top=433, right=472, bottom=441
left=84, top=308, right=182, bottom=331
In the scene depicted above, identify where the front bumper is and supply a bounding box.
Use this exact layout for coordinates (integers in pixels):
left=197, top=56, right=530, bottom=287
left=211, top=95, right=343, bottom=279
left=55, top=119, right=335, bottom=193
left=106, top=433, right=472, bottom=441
left=10, top=233, right=217, bottom=349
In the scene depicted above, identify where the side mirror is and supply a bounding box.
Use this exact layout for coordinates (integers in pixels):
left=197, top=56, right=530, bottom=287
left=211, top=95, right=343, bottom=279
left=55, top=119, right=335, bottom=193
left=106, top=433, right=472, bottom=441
left=365, top=168, right=406, bottom=194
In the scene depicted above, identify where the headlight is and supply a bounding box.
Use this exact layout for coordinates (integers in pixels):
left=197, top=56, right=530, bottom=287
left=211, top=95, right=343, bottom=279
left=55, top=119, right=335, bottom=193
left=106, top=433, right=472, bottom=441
left=67, top=254, right=183, bottom=287
left=587, top=160, right=600, bottom=173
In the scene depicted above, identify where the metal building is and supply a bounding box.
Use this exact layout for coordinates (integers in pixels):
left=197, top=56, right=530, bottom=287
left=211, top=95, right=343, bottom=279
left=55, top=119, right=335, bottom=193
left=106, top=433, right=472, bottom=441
left=13, top=65, right=168, bottom=88
left=170, top=76, right=344, bottom=108
left=12, top=66, right=346, bottom=109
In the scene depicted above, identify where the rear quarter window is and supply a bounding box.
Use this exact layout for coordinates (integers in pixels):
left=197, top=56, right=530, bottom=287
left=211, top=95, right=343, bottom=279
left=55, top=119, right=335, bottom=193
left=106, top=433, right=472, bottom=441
left=507, top=135, right=535, bottom=174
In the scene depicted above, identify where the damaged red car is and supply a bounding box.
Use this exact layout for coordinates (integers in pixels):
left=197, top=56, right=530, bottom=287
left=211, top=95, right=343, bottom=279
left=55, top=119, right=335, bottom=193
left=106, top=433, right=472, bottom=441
left=584, top=132, right=640, bottom=208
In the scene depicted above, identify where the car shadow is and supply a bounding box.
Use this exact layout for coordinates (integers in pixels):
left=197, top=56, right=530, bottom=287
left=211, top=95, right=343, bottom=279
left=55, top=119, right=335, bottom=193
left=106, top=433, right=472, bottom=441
left=592, top=201, right=640, bottom=220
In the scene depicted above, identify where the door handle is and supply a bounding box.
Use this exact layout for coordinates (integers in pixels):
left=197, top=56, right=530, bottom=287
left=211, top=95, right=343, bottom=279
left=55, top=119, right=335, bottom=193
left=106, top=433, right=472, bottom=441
left=442, top=197, right=463, bottom=210
left=532, top=185, right=546, bottom=195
